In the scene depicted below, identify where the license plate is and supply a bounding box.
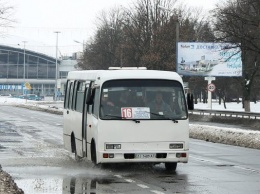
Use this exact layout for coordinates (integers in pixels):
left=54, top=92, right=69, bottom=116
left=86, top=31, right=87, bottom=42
left=135, top=153, right=156, bottom=159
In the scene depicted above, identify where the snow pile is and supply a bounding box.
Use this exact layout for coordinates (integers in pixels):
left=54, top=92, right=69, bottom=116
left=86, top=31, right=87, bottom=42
left=0, top=96, right=63, bottom=114
left=0, top=165, right=23, bottom=194
left=0, top=96, right=26, bottom=105
left=192, top=101, right=260, bottom=149
left=190, top=124, right=260, bottom=149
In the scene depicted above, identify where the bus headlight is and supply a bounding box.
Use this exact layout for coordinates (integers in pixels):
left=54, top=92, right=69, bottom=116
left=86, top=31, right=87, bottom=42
left=106, top=144, right=121, bottom=149
left=169, top=143, right=183, bottom=149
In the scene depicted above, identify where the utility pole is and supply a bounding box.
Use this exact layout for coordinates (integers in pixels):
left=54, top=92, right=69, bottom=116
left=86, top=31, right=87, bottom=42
left=158, top=5, right=180, bottom=67
left=54, top=31, right=60, bottom=101
left=22, top=41, right=27, bottom=95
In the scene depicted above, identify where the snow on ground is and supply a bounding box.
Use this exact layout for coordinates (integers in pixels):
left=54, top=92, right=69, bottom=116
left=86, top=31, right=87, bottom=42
left=193, top=100, right=260, bottom=149
left=194, top=99, right=260, bottom=113
left=1, top=96, right=260, bottom=149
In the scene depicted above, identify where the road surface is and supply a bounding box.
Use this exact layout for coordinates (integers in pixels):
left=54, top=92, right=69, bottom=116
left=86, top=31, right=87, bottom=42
left=0, top=105, right=260, bottom=194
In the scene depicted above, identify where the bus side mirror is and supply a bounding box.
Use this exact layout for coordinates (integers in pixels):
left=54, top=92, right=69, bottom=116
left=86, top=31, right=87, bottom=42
left=187, top=93, right=194, bottom=110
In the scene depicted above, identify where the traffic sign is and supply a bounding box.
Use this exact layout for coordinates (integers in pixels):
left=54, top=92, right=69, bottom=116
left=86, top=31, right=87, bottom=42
left=207, top=83, right=216, bottom=92
left=24, top=82, right=32, bottom=90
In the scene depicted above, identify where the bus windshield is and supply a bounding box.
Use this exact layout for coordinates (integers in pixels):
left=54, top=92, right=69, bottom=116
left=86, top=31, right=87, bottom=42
left=100, top=79, right=188, bottom=120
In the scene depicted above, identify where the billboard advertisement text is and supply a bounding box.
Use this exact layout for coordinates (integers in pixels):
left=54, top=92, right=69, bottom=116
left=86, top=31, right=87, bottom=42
left=177, top=42, right=242, bottom=77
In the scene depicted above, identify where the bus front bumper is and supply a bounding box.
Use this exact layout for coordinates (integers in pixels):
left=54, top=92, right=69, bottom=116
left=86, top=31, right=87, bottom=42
left=97, top=151, right=189, bottom=164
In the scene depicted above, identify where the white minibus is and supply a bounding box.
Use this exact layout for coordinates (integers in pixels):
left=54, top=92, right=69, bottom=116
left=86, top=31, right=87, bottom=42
left=63, top=68, right=193, bottom=171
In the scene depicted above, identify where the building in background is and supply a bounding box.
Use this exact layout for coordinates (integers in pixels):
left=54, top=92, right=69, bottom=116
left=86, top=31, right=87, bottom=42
left=0, top=45, right=79, bottom=97
left=59, top=53, right=81, bottom=95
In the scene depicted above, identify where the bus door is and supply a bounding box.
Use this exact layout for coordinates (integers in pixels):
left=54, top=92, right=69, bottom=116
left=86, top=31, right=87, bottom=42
left=70, top=81, right=86, bottom=158
left=82, top=82, right=90, bottom=157
left=85, top=82, right=100, bottom=161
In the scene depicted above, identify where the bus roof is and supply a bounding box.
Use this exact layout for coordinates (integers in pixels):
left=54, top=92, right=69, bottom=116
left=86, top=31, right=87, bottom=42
left=67, top=69, right=183, bottom=84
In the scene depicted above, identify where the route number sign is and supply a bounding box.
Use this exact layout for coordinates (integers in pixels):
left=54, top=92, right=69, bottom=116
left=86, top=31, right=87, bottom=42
left=121, top=107, right=150, bottom=119
left=207, top=83, right=216, bottom=92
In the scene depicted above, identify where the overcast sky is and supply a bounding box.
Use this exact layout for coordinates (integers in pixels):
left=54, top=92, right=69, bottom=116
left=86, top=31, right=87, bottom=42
left=2, top=0, right=219, bottom=58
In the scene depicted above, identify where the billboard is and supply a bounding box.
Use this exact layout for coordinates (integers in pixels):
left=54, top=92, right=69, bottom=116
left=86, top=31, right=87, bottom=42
left=177, top=42, right=242, bottom=77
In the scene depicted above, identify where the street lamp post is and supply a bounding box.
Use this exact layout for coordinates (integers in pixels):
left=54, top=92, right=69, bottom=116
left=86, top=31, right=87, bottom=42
left=74, top=40, right=86, bottom=69
left=22, top=41, right=27, bottom=95
left=74, top=40, right=85, bottom=52
left=54, top=31, right=60, bottom=101
left=158, top=5, right=180, bottom=66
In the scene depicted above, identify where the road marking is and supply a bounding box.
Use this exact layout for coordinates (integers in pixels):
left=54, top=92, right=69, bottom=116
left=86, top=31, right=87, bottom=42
left=190, top=155, right=221, bottom=164
left=233, top=165, right=260, bottom=173
left=190, top=155, right=260, bottom=174
left=151, top=190, right=165, bottom=194
left=137, top=184, right=149, bottom=188
left=125, top=179, right=135, bottom=183
left=114, top=174, right=166, bottom=193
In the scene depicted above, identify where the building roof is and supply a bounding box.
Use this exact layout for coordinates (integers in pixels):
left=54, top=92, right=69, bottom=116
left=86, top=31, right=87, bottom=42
left=0, top=45, right=60, bottom=63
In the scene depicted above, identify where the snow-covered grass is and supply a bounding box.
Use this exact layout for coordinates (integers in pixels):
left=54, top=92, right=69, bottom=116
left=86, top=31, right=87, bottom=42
left=194, top=99, right=260, bottom=113
left=1, top=96, right=260, bottom=149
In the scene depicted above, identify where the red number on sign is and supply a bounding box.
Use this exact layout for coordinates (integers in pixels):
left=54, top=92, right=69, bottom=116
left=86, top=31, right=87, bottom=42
left=121, top=108, right=132, bottom=118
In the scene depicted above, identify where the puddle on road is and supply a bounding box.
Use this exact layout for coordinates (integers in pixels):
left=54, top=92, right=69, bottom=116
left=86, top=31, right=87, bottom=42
left=16, top=178, right=63, bottom=194
left=8, top=166, right=130, bottom=194
left=63, top=176, right=128, bottom=194
left=14, top=175, right=129, bottom=194
left=0, top=144, right=6, bottom=150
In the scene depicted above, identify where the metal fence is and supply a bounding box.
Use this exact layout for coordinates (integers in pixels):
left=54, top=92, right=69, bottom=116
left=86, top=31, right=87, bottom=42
left=189, top=109, right=260, bottom=120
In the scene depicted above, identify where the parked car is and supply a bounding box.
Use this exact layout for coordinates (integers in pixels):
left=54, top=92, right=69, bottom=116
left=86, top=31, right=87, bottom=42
left=27, top=94, right=43, bottom=101
left=18, top=95, right=27, bottom=99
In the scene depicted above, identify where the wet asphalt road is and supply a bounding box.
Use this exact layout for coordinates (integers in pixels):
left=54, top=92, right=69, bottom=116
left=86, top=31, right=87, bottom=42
left=0, top=105, right=260, bottom=194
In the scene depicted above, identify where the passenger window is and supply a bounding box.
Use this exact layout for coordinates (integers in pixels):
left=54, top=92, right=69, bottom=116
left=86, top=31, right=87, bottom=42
left=69, top=81, right=75, bottom=110
left=75, top=82, right=85, bottom=113
left=71, top=81, right=78, bottom=110
left=93, top=88, right=100, bottom=116
left=64, top=81, right=71, bottom=109
left=87, top=87, right=95, bottom=114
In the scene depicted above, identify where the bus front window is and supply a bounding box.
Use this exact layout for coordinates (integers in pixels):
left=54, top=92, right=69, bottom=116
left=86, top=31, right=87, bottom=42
left=100, top=80, right=188, bottom=120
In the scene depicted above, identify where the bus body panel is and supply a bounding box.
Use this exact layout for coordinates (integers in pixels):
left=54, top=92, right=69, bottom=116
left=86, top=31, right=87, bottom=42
left=96, top=120, right=189, bottom=144
left=91, top=120, right=189, bottom=163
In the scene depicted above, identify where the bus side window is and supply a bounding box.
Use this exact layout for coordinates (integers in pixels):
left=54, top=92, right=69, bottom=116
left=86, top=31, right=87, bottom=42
left=87, top=87, right=95, bottom=114
left=69, top=81, right=76, bottom=110
left=64, top=80, right=71, bottom=109
left=75, top=82, right=85, bottom=113
left=72, top=81, right=78, bottom=111
left=92, top=88, right=100, bottom=117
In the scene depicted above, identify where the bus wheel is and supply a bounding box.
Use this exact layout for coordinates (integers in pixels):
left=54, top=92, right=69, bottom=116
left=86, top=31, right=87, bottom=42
left=72, top=136, right=81, bottom=162
left=165, top=162, right=177, bottom=172
left=74, top=147, right=82, bottom=162
left=91, top=141, right=97, bottom=164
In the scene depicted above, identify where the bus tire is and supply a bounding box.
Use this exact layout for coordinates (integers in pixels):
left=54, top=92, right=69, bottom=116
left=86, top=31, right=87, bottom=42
left=74, top=147, right=82, bottom=162
left=91, top=140, right=97, bottom=164
left=71, top=135, right=81, bottom=162
left=165, top=162, right=177, bottom=172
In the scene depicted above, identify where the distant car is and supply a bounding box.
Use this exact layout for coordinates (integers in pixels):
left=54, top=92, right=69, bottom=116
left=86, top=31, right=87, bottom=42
left=18, top=95, right=27, bottom=99
left=27, top=94, right=43, bottom=101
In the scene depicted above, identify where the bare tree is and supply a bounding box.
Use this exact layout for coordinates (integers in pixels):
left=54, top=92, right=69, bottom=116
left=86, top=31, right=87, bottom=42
left=213, top=0, right=260, bottom=111
left=0, top=0, right=15, bottom=36
left=81, top=0, right=215, bottom=71
left=79, top=8, right=124, bottom=70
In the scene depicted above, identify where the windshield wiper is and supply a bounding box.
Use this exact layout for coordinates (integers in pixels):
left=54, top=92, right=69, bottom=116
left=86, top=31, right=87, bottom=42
left=147, top=111, right=179, bottom=123
left=103, top=114, right=140, bottom=123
